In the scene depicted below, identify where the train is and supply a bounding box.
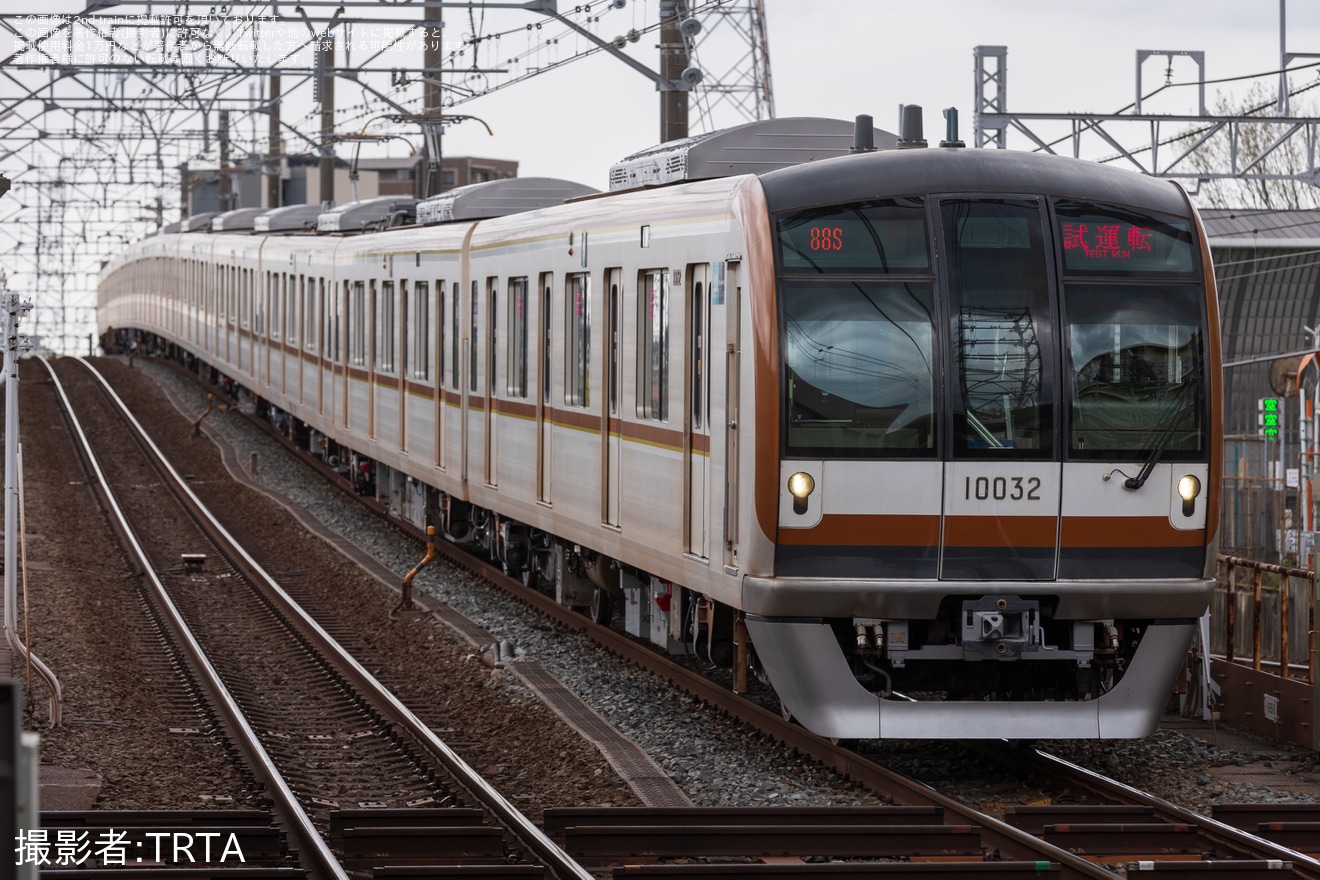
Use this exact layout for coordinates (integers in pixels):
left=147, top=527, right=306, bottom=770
left=98, top=111, right=1222, bottom=740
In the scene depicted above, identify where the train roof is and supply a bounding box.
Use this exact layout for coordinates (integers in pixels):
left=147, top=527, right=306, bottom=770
left=160, top=211, right=218, bottom=234
left=254, top=203, right=326, bottom=233
left=607, top=117, right=898, bottom=192
left=317, top=196, right=418, bottom=233
left=416, top=177, right=599, bottom=224
left=757, top=147, right=1194, bottom=218
left=211, top=207, right=266, bottom=232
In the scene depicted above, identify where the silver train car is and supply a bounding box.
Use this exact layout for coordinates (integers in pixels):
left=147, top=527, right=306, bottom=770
left=99, top=115, right=1222, bottom=739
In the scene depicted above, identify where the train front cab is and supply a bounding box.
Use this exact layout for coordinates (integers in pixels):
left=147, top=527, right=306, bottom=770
left=742, top=150, right=1221, bottom=740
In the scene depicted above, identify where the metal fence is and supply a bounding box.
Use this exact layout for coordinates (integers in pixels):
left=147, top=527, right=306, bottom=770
left=1212, top=555, right=1316, bottom=683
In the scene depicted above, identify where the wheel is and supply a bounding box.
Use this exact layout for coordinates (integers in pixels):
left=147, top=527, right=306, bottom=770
left=519, top=563, right=539, bottom=590
left=586, top=587, right=613, bottom=625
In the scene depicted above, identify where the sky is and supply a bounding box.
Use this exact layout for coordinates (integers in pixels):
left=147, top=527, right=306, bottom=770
left=426, top=0, right=1320, bottom=189
left=8, top=0, right=1320, bottom=190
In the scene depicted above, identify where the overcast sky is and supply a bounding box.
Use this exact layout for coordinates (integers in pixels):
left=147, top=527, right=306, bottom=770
left=9, top=0, right=1320, bottom=189
left=429, top=0, right=1320, bottom=189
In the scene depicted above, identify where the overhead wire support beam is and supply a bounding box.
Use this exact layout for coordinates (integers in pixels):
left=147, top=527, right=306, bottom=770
left=977, top=110, right=1320, bottom=180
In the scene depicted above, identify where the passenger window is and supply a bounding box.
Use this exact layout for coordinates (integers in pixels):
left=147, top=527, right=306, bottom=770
left=351, top=281, right=366, bottom=366
left=507, top=277, right=528, bottom=398
left=451, top=282, right=461, bottom=391
left=413, top=281, right=430, bottom=381
left=307, top=279, right=321, bottom=352
left=637, top=269, right=668, bottom=421
left=470, top=280, right=479, bottom=392
left=566, top=273, right=590, bottom=407
left=379, top=280, right=396, bottom=373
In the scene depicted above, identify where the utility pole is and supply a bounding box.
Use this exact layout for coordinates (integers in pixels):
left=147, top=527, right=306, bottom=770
left=218, top=109, right=231, bottom=212
left=422, top=4, right=443, bottom=197
left=266, top=74, right=281, bottom=209
left=659, top=0, right=689, bottom=143
left=318, top=33, right=336, bottom=206
left=179, top=162, right=190, bottom=218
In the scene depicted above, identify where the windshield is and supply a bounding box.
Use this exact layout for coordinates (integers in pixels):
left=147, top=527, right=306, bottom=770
left=783, top=279, right=937, bottom=458
left=1064, top=282, right=1204, bottom=459
left=772, top=196, right=1206, bottom=463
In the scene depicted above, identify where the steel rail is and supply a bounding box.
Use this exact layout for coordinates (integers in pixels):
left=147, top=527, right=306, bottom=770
left=69, top=355, right=597, bottom=880
left=40, top=354, right=347, bottom=880
left=1028, top=746, right=1320, bottom=879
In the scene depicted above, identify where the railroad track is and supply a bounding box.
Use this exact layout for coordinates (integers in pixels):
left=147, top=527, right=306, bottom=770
left=984, top=744, right=1320, bottom=876
left=43, top=356, right=595, bottom=879
left=82, top=352, right=1320, bottom=879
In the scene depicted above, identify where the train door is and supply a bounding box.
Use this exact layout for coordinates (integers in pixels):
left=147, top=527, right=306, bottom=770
left=723, top=260, right=741, bottom=572
left=277, top=274, right=287, bottom=396
left=537, top=273, right=553, bottom=503
left=298, top=275, right=307, bottom=405
left=431, top=278, right=445, bottom=469
left=686, top=264, right=711, bottom=558
left=603, top=268, right=622, bottom=527
left=397, top=279, right=408, bottom=452
left=340, top=281, right=351, bottom=430
left=317, top=278, right=327, bottom=417
left=450, top=281, right=463, bottom=480
left=224, top=265, right=233, bottom=367
left=245, top=268, right=254, bottom=376
left=461, top=280, right=476, bottom=485
left=238, top=267, right=246, bottom=374
left=368, top=279, right=379, bottom=440
left=936, top=198, right=1061, bottom=581
left=206, top=264, right=214, bottom=356
left=485, top=277, right=498, bottom=487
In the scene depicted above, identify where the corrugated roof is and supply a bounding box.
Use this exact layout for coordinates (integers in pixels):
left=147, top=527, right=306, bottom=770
left=1201, top=207, right=1320, bottom=243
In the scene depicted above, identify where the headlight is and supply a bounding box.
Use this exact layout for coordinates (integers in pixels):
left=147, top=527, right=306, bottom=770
left=787, top=471, right=815, bottom=515
left=1178, top=474, right=1201, bottom=517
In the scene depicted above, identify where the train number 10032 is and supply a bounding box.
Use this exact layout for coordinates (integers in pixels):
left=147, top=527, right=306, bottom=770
left=964, top=475, right=1042, bottom=501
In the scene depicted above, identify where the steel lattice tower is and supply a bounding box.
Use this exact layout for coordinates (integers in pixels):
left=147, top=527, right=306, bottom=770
left=683, top=0, right=775, bottom=132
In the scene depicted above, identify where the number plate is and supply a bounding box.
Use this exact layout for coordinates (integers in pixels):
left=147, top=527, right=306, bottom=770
left=943, top=463, right=1060, bottom=515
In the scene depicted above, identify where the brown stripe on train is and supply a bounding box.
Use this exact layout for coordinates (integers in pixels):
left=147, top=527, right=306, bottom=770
left=778, top=514, right=1203, bottom=550
left=1061, top=515, right=1205, bottom=548
left=777, top=514, right=940, bottom=546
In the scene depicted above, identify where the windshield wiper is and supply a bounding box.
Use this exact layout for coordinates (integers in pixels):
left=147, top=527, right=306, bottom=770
left=1124, top=384, right=1194, bottom=490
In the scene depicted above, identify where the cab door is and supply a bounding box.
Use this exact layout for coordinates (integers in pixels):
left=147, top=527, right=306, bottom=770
left=936, top=197, right=1061, bottom=581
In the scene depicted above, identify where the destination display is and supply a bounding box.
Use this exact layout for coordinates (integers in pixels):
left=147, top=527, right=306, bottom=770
left=1055, top=202, right=1195, bottom=274
left=777, top=200, right=930, bottom=273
